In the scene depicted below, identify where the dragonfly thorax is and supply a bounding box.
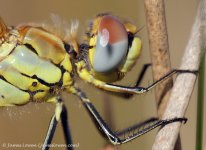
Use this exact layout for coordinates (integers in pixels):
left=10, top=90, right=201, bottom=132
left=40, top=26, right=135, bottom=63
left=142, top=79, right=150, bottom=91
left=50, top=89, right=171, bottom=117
left=0, top=26, right=74, bottom=106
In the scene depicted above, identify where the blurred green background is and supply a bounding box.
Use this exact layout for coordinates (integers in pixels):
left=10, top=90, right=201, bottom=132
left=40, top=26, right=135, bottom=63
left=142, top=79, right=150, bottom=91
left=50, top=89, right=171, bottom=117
left=0, top=0, right=205, bottom=150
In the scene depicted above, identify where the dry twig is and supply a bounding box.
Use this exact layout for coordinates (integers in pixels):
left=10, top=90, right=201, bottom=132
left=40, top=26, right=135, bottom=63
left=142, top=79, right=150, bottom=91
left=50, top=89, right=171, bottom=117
left=152, top=0, right=206, bottom=149
left=144, top=0, right=182, bottom=149
left=144, top=0, right=173, bottom=117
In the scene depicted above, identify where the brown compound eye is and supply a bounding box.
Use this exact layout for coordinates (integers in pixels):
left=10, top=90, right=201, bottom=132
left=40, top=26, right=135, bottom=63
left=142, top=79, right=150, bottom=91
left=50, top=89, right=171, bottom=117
left=93, top=15, right=128, bottom=73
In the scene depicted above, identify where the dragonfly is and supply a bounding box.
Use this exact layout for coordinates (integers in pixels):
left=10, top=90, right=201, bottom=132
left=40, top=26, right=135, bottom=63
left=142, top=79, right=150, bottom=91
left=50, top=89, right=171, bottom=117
left=0, top=13, right=196, bottom=150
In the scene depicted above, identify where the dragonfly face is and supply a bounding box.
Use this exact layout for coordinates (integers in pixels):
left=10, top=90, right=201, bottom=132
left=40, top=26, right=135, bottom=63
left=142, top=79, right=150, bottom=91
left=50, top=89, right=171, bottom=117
left=0, top=14, right=189, bottom=150
left=87, top=14, right=142, bottom=82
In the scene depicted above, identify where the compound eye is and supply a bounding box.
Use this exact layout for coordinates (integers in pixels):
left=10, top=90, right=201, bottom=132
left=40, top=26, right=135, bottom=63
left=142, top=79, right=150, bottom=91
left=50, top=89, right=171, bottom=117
left=93, top=15, right=128, bottom=73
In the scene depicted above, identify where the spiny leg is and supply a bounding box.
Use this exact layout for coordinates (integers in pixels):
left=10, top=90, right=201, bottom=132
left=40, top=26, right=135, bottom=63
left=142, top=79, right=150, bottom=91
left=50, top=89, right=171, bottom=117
left=74, top=88, right=187, bottom=144
left=76, top=61, right=197, bottom=95
left=116, top=117, right=188, bottom=138
left=61, top=104, right=73, bottom=149
left=116, top=117, right=158, bottom=136
left=42, top=96, right=73, bottom=150
left=102, top=69, right=198, bottom=94
left=42, top=115, right=58, bottom=150
left=123, top=63, right=151, bottom=98
left=134, top=63, right=151, bottom=87
left=101, top=60, right=150, bottom=146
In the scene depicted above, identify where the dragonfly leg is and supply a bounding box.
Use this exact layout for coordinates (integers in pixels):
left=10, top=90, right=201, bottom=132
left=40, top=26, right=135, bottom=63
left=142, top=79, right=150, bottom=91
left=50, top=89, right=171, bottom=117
left=74, top=88, right=187, bottom=144
left=42, top=96, right=73, bottom=150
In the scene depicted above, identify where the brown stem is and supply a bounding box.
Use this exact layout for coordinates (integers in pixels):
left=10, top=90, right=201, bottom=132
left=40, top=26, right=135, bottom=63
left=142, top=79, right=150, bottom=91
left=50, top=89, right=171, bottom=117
left=152, top=0, right=206, bottom=149
left=144, top=0, right=172, bottom=119
left=144, top=0, right=182, bottom=149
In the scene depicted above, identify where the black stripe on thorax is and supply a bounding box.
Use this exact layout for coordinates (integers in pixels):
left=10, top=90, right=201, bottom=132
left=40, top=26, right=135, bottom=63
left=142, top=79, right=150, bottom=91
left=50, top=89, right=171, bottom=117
left=18, top=43, right=72, bottom=88
left=24, top=43, right=38, bottom=55
left=0, top=75, right=45, bottom=98
left=20, top=73, right=60, bottom=87
left=20, top=64, right=67, bottom=88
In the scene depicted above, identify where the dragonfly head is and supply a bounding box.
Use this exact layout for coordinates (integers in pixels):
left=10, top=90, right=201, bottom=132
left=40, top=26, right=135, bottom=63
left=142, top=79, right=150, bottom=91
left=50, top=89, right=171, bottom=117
left=85, top=14, right=142, bottom=82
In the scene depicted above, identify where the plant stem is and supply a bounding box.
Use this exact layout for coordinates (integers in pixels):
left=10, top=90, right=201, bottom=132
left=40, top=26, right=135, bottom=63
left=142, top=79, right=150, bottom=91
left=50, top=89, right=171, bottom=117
left=196, top=52, right=205, bottom=150
left=144, top=0, right=182, bottom=149
left=152, top=0, right=206, bottom=149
